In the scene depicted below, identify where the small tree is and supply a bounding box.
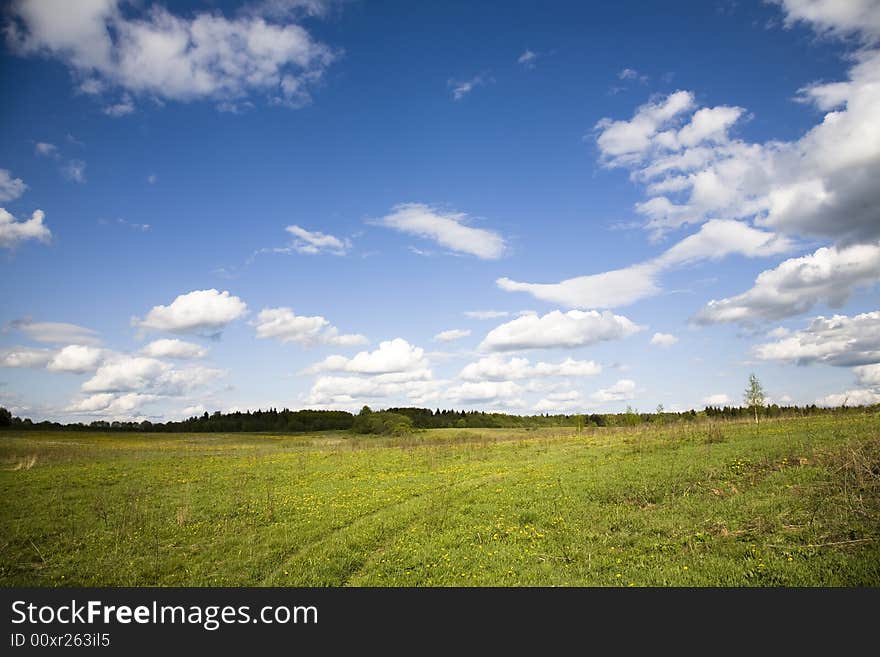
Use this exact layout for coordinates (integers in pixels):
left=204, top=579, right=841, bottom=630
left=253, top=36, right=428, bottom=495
left=744, top=373, right=765, bottom=425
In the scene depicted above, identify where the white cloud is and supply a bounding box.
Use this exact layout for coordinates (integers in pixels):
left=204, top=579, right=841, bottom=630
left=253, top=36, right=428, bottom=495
left=0, top=208, right=51, bottom=248
left=772, top=0, right=880, bottom=43
left=817, top=388, right=880, bottom=407
left=6, top=0, right=337, bottom=110
left=446, top=380, right=524, bottom=404
left=593, top=47, right=880, bottom=244
left=285, top=224, right=350, bottom=255
left=498, top=219, right=793, bottom=309
left=497, top=264, right=659, bottom=310
left=434, top=328, right=471, bottom=342
left=66, top=392, right=159, bottom=416
left=533, top=391, right=586, bottom=413
left=62, top=160, right=86, bottom=183
left=34, top=142, right=58, bottom=158
left=702, top=393, right=732, bottom=406
left=134, top=289, right=247, bottom=335
left=855, top=363, right=880, bottom=387
left=7, top=318, right=99, bottom=345
left=459, top=354, right=601, bottom=381
left=753, top=311, right=880, bottom=367
left=518, top=50, right=537, bottom=69
left=464, top=310, right=510, bottom=320
left=306, top=338, right=428, bottom=375
left=459, top=355, right=531, bottom=382
left=252, top=307, right=366, bottom=346
left=375, top=203, right=506, bottom=260
left=767, top=326, right=790, bottom=338
left=595, top=90, right=695, bottom=165
left=141, top=338, right=208, bottom=359
left=82, top=355, right=223, bottom=395
left=480, top=309, right=642, bottom=351
left=103, top=93, right=134, bottom=117
left=0, top=347, right=53, bottom=368
left=181, top=403, right=207, bottom=417
left=47, top=345, right=104, bottom=373
left=591, top=379, right=637, bottom=402
left=650, top=332, right=678, bottom=347
left=245, top=0, right=337, bottom=20
left=305, top=375, right=441, bottom=407
left=618, top=68, right=639, bottom=80
left=0, top=169, right=27, bottom=201
left=695, top=242, right=880, bottom=324
left=448, top=73, right=490, bottom=100
left=147, top=174, right=157, bottom=184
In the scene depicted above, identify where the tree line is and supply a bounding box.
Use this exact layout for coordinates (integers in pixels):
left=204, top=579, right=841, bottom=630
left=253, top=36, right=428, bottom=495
left=1, top=401, right=874, bottom=435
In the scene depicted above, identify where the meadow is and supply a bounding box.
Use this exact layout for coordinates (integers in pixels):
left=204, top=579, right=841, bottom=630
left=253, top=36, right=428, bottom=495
left=1, top=414, right=878, bottom=586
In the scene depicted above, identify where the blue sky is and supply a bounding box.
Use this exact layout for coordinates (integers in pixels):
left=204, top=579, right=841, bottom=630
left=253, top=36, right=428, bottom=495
left=2, top=0, right=879, bottom=422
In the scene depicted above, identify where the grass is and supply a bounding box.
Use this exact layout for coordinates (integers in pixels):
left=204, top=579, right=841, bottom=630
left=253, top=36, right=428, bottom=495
left=0, top=414, right=878, bottom=586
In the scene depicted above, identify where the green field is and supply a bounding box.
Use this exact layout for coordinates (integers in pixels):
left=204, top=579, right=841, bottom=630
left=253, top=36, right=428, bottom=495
left=1, top=414, right=878, bottom=586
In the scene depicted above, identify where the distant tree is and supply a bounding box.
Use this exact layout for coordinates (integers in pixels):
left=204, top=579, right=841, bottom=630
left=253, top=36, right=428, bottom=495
left=744, top=373, right=766, bottom=425
left=0, top=407, right=12, bottom=427
left=655, top=404, right=664, bottom=414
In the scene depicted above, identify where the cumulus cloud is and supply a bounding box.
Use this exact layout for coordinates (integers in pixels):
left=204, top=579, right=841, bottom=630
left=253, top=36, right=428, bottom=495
left=446, top=380, right=524, bottom=404
left=0, top=347, right=53, bottom=368
left=0, top=208, right=51, bottom=248
left=141, top=338, right=208, bottom=359
left=285, top=224, right=350, bottom=255
left=771, top=0, right=880, bottom=43
left=498, top=219, right=793, bottom=309
left=46, top=345, right=104, bottom=373
left=650, top=332, right=678, bottom=347
left=306, top=375, right=441, bottom=407
left=855, top=363, right=880, bottom=387
left=695, top=242, right=880, bottom=324
left=533, top=391, right=586, bottom=413
left=82, top=355, right=223, bottom=395
left=753, top=311, right=880, bottom=367
left=306, top=339, right=428, bottom=376
left=374, top=203, right=506, bottom=260
left=5, top=0, right=338, bottom=111
left=252, top=307, right=366, bottom=346
left=134, top=289, right=247, bottom=336
left=0, top=169, right=27, bottom=202
left=595, top=90, right=696, bottom=166
left=591, top=379, right=637, bottom=402
left=593, top=44, right=880, bottom=244
left=6, top=318, right=99, bottom=345
left=66, top=392, right=159, bottom=416
left=480, top=310, right=642, bottom=351
left=702, top=393, right=733, bottom=406
left=817, top=388, right=880, bottom=407
left=459, top=354, right=601, bottom=381
left=433, top=329, right=471, bottom=342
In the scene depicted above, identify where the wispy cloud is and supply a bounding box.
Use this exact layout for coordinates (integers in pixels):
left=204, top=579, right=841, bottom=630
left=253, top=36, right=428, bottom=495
left=517, top=50, right=538, bottom=69
left=448, top=72, right=492, bottom=100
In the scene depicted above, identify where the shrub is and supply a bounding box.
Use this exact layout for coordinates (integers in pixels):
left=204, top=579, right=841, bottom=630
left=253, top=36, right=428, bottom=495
left=351, top=411, right=414, bottom=436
